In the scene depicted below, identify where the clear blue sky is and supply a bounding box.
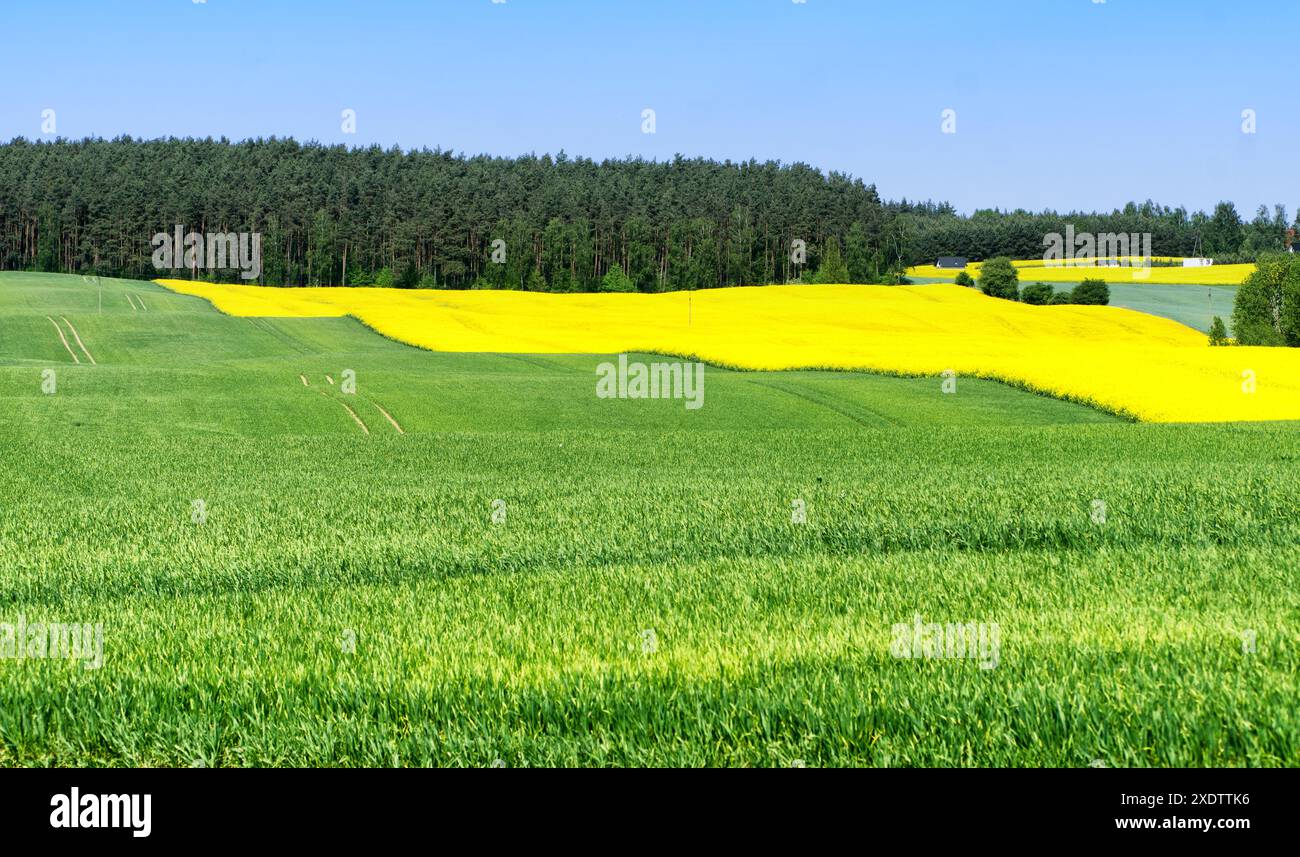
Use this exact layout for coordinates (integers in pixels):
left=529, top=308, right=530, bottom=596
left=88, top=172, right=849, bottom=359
left=4, top=0, right=1295, bottom=215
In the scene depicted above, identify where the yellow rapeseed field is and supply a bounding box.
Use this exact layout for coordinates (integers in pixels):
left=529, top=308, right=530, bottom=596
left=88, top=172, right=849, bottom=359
left=908, top=260, right=1255, bottom=286
left=156, top=279, right=1300, bottom=423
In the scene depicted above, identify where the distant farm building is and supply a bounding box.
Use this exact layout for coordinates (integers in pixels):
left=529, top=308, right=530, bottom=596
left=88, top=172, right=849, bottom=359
left=936, top=257, right=967, bottom=269
left=1182, top=258, right=1215, bottom=267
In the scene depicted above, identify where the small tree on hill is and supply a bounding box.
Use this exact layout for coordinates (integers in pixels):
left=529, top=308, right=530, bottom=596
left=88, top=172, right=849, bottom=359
left=600, top=265, right=637, bottom=292
left=979, top=257, right=1019, bottom=300
left=814, top=237, right=850, bottom=284
left=954, top=270, right=975, bottom=287
left=1208, top=316, right=1229, bottom=346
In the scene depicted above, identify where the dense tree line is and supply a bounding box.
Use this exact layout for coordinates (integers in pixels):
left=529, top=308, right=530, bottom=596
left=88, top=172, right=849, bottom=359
left=2, top=138, right=1294, bottom=291
left=0, top=137, right=906, bottom=291
left=896, top=199, right=1298, bottom=265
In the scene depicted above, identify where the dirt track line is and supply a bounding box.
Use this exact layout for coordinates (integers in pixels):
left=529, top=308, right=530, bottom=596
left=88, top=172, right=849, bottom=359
left=338, top=401, right=369, bottom=435
left=370, top=401, right=405, bottom=434
left=47, top=316, right=79, bottom=363
left=135, top=294, right=148, bottom=311
left=317, top=391, right=369, bottom=435
left=60, top=316, right=96, bottom=365
left=124, top=294, right=138, bottom=311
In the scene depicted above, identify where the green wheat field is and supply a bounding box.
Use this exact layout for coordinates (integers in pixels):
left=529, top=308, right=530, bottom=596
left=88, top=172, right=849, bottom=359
left=0, top=271, right=1296, bottom=767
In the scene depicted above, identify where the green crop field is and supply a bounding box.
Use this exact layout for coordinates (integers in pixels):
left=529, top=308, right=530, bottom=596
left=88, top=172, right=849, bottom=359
left=1104, top=284, right=1239, bottom=335
left=909, top=276, right=1239, bottom=335
left=0, top=271, right=1296, bottom=767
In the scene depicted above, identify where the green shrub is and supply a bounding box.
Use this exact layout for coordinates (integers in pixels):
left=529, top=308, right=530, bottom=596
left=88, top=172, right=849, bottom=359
left=525, top=269, right=548, bottom=292
left=1208, top=316, right=1229, bottom=346
left=397, top=263, right=420, bottom=290
left=600, top=266, right=637, bottom=293
left=1232, top=253, right=1300, bottom=346
left=549, top=270, right=579, bottom=293
left=954, top=270, right=975, bottom=287
left=979, top=258, right=1019, bottom=300
left=1071, top=279, right=1110, bottom=305
left=1020, top=282, right=1055, bottom=305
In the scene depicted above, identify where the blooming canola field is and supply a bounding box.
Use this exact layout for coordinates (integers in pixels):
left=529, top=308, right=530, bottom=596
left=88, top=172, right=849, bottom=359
left=156, top=280, right=1300, bottom=423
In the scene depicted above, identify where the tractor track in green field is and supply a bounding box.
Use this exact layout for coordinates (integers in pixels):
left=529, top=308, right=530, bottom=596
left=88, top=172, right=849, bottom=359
left=59, top=316, right=96, bottom=364
left=46, top=316, right=80, bottom=363
left=246, top=317, right=314, bottom=355
left=498, top=353, right=576, bottom=374
left=45, top=314, right=95, bottom=365
left=362, top=396, right=405, bottom=434
left=315, top=388, right=370, bottom=435
left=743, top=376, right=902, bottom=428
left=306, top=377, right=404, bottom=436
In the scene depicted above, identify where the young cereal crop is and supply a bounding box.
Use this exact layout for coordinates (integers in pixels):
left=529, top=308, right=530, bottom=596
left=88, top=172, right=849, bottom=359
left=0, top=272, right=1296, bottom=767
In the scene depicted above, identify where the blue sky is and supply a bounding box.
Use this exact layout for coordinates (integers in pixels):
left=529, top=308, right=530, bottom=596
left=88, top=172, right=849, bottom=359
left=4, top=0, right=1295, bottom=215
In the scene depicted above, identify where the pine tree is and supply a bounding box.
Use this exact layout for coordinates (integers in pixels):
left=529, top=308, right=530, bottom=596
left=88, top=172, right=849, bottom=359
left=814, top=237, right=850, bottom=284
